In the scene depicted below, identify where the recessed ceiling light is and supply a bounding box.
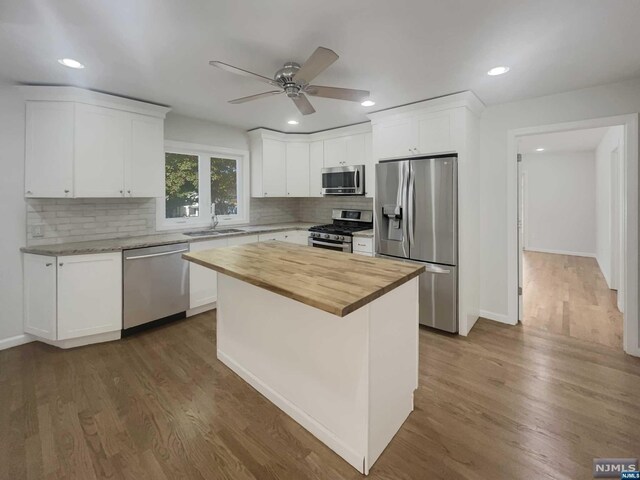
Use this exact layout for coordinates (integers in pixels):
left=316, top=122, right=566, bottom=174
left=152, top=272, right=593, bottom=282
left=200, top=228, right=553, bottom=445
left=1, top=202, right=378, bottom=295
left=287, top=120, right=299, bottom=125
left=487, top=66, right=510, bottom=76
left=58, top=58, right=85, bottom=69
left=361, top=100, right=376, bottom=107
left=536, top=148, right=545, bottom=152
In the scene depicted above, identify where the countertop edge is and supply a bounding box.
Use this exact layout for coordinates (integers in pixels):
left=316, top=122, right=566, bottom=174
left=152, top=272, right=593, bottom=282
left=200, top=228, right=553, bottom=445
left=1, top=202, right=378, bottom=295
left=20, top=224, right=315, bottom=257
left=183, top=250, right=424, bottom=317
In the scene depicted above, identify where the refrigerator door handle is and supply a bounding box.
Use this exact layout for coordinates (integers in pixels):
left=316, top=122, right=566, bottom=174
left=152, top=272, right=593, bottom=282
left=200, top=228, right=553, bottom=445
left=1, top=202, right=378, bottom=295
left=424, top=264, right=451, bottom=274
left=408, top=164, right=415, bottom=246
left=401, top=162, right=409, bottom=252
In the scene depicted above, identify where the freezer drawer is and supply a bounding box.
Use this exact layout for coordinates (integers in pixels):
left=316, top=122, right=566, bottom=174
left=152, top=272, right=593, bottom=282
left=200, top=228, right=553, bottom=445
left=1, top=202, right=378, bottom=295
left=418, top=263, right=457, bottom=332
left=377, top=255, right=457, bottom=333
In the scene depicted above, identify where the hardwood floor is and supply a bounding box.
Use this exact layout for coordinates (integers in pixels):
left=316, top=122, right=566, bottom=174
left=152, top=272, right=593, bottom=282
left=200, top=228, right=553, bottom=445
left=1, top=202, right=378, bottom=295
left=1, top=311, right=639, bottom=479
left=523, top=251, right=624, bottom=349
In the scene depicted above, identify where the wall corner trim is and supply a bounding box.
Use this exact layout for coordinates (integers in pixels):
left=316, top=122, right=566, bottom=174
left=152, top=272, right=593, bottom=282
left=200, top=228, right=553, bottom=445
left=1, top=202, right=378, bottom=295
left=0, top=333, right=34, bottom=351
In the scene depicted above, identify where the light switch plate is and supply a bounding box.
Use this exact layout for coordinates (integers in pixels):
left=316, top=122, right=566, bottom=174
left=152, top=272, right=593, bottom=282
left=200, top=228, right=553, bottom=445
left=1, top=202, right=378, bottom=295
left=32, top=225, right=44, bottom=238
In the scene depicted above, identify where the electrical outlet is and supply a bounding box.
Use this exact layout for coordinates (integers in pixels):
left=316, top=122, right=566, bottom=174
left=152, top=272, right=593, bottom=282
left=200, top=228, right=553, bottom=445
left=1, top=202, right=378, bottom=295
left=32, top=225, right=44, bottom=238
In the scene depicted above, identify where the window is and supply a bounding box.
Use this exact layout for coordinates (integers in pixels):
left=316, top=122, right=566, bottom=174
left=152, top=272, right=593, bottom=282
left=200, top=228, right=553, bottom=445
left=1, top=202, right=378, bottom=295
left=157, top=141, right=250, bottom=230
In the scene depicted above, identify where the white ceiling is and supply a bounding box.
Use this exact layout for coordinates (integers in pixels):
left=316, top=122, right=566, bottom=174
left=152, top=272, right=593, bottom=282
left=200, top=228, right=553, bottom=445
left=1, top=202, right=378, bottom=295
left=518, top=127, right=610, bottom=154
left=1, top=0, right=640, bottom=133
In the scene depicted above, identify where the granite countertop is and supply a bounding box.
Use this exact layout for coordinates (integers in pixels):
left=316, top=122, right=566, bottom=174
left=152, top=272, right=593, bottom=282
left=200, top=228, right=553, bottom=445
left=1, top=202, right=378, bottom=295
left=183, top=241, right=424, bottom=317
left=353, top=229, right=374, bottom=238
left=21, top=223, right=316, bottom=256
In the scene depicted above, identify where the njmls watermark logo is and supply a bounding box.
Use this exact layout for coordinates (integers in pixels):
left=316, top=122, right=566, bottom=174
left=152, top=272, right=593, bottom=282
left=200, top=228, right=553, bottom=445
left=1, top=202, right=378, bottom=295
left=593, top=458, right=638, bottom=478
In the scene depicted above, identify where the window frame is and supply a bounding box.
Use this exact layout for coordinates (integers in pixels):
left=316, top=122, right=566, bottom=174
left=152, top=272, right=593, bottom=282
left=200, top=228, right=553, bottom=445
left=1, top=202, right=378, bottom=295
left=156, top=140, right=250, bottom=231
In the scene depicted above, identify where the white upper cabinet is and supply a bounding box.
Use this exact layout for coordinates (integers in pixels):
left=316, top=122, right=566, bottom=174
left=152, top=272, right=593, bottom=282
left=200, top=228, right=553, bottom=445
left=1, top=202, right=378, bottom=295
left=323, top=137, right=347, bottom=168
left=285, top=142, right=310, bottom=197
left=74, top=104, right=129, bottom=197
left=23, top=87, right=170, bottom=199
left=262, top=138, right=287, bottom=197
left=372, top=118, right=417, bottom=160
left=128, top=114, right=165, bottom=198
left=416, top=112, right=454, bottom=155
left=25, top=102, right=74, bottom=198
left=309, top=140, right=324, bottom=197
left=248, top=125, right=371, bottom=198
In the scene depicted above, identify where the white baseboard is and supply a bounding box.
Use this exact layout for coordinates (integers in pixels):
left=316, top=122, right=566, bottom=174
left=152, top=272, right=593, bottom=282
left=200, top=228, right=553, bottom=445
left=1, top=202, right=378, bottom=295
left=0, top=333, right=35, bottom=351
left=524, top=247, right=595, bottom=258
left=479, top=310, right=517, bottom=325
left=187, top=302, right=216, bottom=317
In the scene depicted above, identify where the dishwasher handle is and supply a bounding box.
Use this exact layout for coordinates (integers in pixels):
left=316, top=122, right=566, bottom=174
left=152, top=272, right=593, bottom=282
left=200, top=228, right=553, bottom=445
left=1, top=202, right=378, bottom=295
left=125, top=248, right=189, bottom=261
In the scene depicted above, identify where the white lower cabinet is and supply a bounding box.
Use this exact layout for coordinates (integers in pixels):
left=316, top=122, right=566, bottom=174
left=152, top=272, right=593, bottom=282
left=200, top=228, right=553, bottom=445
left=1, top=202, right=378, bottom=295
left=189, top=238, right=227, bottom=309
left=23, top=252, right=122, bottom=343
left=258, top=230, right=308, bottom=245
left=353, top=237, right=374, bottom=257
left=227, top=234, right=259, bottom=246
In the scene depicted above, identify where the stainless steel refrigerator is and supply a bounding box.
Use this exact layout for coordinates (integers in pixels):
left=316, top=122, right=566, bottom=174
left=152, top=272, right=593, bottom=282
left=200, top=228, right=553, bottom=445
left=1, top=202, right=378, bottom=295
left=375, top=155, right=458, bottom=332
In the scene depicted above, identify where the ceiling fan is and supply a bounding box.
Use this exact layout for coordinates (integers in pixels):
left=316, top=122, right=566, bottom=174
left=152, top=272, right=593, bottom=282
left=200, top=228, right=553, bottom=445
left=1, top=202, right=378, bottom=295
left=209, top=47, right=370, bottom=115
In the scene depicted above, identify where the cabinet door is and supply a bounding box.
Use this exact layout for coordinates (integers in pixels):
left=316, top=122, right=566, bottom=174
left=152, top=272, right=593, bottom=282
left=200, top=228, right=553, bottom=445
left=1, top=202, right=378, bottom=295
left=189, top=238, right=227, bottom=308
left=285, top=142, right=310, bottom=197
left=57, top=252, right=122, bottom=340
left=309, top=141, right=324, bottom=197
left=372, top=119, right=417, bottom=160
left=227, top=234, right=259, bottom=246
left=23, top=254, right=57, bottom=340
left=127, top=114, right=164, bottom=198
left=25, top=102, right=74, bottom=198
left=258, top=232, right=287, bottom=242
left=416, top=112, right=454, bottom=155
left=74, top=104, right=129, bottom=197
left=286, top=230, right=310, bottom=245
left=261, top=139, right=287, bottom=197
left=323, top=137, right=346, bottom=167
left=345, top=134, right=366, bottom=166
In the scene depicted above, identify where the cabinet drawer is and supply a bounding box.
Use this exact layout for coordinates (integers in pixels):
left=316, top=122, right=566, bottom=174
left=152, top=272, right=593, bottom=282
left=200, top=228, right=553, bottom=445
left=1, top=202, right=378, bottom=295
left=353, top=237, right=373, bottom=253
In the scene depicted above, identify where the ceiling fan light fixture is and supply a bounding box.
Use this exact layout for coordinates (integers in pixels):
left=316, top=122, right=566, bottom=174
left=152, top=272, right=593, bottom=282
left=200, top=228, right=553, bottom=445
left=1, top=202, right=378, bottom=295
left=361, top=100, right=375, bottom=107
left=58, top=58, right=85, bottom=69
left=487, top=66, right=510, bottom=76
left=287, top=120, right=299, bottom=125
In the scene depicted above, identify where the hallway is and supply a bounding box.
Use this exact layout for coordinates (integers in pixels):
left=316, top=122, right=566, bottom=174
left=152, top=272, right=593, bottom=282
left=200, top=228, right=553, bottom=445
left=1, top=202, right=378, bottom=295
left=522, top=251, right=623, bottom=349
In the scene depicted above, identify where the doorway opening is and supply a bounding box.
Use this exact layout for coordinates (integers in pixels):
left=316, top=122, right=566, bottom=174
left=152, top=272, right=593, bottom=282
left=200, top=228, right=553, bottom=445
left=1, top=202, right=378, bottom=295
left=513, top=121, right=634, bottom=352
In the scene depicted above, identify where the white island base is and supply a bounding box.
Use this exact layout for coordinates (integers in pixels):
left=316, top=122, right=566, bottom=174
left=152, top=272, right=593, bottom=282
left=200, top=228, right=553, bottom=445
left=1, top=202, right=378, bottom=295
left=217, top=274, right=419, bottom=474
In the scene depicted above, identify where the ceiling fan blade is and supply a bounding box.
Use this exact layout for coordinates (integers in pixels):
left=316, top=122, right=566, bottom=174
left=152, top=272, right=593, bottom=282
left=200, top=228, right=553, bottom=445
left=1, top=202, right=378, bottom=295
left=293, top=47, right=339, bottom=84
left=228, top=90, right=282, bottom=104
left=209, top=61, right=278, bottom=87
left=292, top=94, right=316, bottom=115
left=305, top=85, right=370, bottom=102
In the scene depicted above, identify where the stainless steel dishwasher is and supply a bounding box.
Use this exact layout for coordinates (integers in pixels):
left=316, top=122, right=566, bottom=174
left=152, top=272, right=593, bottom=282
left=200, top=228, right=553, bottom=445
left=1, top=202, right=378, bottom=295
left=123, top=242, right=190, bottom=333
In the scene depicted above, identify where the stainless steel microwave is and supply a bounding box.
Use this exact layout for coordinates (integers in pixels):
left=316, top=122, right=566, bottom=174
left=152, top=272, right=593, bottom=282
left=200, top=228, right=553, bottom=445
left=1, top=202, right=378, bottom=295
left=321, top=165, right=365, bottom=196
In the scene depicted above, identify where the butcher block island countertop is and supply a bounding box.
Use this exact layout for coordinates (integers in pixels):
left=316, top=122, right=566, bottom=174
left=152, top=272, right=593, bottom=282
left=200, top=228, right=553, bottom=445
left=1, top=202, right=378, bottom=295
left=182, top=240, right=424, bottom=317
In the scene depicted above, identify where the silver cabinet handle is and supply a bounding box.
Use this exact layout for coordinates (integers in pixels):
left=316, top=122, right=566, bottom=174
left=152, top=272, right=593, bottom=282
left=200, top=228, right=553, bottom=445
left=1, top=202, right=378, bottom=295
left=59, top=263, right=63, bottom=267
left=45, top=263, right=52, bottom=267
left=120, top=190, right=124, bottom=195
left=424, top=265, right=451, bottom=274
left=127, top=190, right=132, bottom=196
left=26, top=190, right=32, bottom=195
left=125, top=248, right=189, bottom=260
left=64, top=189, right=69, bottom=193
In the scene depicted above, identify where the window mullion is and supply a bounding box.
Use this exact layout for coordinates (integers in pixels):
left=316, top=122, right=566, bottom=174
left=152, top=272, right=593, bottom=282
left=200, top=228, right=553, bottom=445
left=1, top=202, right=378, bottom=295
left=200, top=154, right=212, bottom=221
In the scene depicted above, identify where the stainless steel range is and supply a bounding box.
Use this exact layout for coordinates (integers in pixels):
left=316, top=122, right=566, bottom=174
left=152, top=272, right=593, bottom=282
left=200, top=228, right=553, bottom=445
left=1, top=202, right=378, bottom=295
left=308, top=209, right=373, bottom=252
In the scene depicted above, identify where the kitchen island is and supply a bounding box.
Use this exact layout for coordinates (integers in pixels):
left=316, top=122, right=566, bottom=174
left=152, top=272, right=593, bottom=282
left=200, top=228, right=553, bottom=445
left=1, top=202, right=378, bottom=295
left=183, top=242, right=424, bottom=474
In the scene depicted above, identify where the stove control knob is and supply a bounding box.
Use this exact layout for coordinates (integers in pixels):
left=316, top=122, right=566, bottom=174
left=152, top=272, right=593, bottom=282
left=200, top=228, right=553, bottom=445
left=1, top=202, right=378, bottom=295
left=339, top=236, right=345, bottom=241
left=323, top=234, right=330, bottom=239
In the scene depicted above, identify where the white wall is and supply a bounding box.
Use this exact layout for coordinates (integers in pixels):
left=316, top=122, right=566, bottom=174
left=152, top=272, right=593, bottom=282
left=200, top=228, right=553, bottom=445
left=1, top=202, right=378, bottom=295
left=479, top=77, right=640, bottom=321
left=164, top=113, right=249, bottom=150
left=595, top=126, right=625, bottom=287
left=0, top=84, right=27, bottom=346
left=521, top=151, right=596, bottom=257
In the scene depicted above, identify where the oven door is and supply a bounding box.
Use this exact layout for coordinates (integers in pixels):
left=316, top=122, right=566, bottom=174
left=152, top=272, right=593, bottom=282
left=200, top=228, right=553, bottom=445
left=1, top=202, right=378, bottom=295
left=308, top=237, right=352, bottom=252
left=322, top=165, right=364, bottom=195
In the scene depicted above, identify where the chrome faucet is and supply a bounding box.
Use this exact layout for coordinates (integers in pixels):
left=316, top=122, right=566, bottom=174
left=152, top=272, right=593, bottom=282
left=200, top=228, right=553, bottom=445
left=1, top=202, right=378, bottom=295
left=211, top=203, right=219, bottom=229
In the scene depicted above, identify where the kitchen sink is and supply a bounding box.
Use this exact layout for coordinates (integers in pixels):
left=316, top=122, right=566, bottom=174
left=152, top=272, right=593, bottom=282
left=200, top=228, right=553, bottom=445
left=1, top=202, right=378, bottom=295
left=184, top=228, right=246, bottom=237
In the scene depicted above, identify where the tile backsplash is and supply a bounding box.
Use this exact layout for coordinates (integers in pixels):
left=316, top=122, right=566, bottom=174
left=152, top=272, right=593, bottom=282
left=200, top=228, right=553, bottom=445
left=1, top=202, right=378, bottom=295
left=298, top=197, right=373, bottom=223
left=26, top=196, right=374, bottom=246
left=26, top=198, right=156, bottom=246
